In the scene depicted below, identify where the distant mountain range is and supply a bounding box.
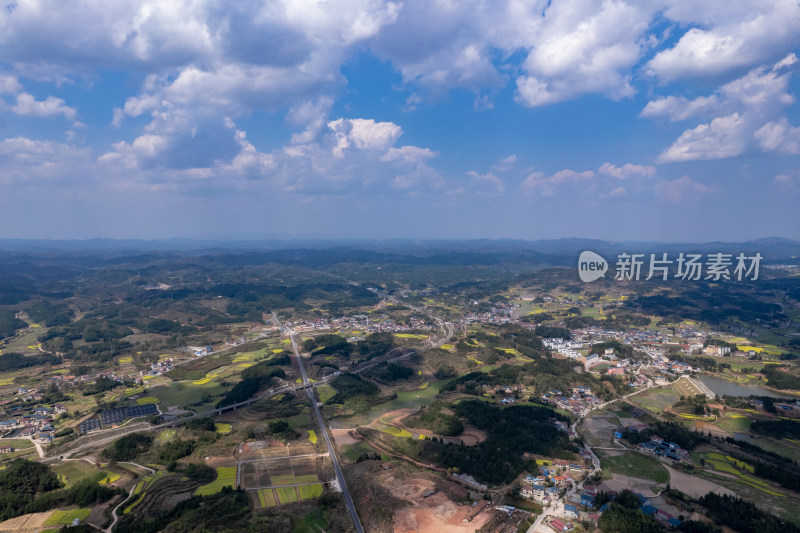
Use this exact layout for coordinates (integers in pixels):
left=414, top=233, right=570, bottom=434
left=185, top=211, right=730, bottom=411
left=0, top=237, right=798, bottom=263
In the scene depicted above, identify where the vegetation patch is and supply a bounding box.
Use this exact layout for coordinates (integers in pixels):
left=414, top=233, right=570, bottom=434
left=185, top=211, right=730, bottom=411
left=195, top=466, right=236, bottom=496
left=43, top=508, right=91, bottom=526
left=298, top=483, right=323, bottom=500
left=276, top=486, right=298, bottom=504
left=136, top=396, right=159, bottom=405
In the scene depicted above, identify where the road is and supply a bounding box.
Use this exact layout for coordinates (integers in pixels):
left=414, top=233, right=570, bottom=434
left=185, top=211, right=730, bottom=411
left=276, top=312, right=364, bottom=533
left=105, top=462, right=154, bottom=533
left=352, top=291, right=454, bottom=375
left=527, top=360, right=661, bottom=533
left=46, top=375, right=339, bottom=460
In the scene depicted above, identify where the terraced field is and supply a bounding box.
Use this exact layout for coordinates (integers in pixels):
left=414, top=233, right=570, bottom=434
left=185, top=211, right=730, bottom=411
left=196, top=466, right=236, bottom=496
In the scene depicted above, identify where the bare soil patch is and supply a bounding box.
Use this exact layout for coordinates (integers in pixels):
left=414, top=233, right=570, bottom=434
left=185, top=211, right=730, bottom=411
left=332, top=428, right=359, bottom=446
left=663, top=464, right=737, bottom=498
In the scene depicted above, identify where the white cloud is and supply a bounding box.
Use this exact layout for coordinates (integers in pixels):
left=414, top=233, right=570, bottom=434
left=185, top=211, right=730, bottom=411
left=0, top=75, right=21, bottom=95
left=648, top=0, right=800, bottom=82
left=654, top=175, right=712, bottom=203
left=653, top=55, right=800, bottom=162
left=515, top=0, right=653, bottom=107
left=493, top=155, right=517, bottom=172
left=520, top=168, right=595, bottom=197
left=287, top=97, right=334, bottom=144
left=604, top=186, right=626, bottom=198
left=96, top=114, right=441, bottom=195
left=0, top=137, right=92, bottom=185
left=598, top=162, right=655, bottom=179
left=755, top=119, right=800, bottom=155
left=11, top=92, right=76, bottom=120
left=640, top=95, right=720, bottom=122
left=328, top=118, right=403, bottom=156
left=658, top=113, right=747, bottom=163
left=467, top=170, right=505, bottom=194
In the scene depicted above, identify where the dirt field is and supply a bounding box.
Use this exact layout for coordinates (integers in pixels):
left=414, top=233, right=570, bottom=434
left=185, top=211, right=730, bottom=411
left=694, top=420, right=732, bottom=439
left=580, top=413, right=617, bottom=447
left=601, top=474, right=662, bottom=497
left=383, top=473, right=492, bottom=532
left=0, top=511, right=51, bottom=532
left=663, top=464, right=737, bottom=499
left=205, top=455, right=237, bottom=468
left=332, top=428, right=359, bottom=446
left=237, top=441, right=316, bottom=461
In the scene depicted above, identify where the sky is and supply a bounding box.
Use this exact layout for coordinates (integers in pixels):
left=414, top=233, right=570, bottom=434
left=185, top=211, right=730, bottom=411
left=1, top=1, right=800, bottom=242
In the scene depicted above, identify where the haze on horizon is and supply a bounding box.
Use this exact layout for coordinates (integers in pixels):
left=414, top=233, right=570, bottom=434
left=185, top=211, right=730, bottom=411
left=1, top=1, right=799, bottom=242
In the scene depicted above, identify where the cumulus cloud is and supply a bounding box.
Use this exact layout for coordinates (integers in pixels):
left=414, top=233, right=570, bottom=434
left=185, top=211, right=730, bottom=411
left=0, top=74, right=21, bottom=95
left=648, top=0, right=800, bottom=82
left=658, top=113, right=748, bottom=163
left=467, top=170, right=505, bottom=194
left=640, top=95, right=720, bottom=122
left=654, top=175, right=712, bottom=203
left=521, top=168, right=595, bottom=197
left=598, top=162, right=655, bottom=179
left=755, top=119, right=800, bottom=155
left=11, top=92, right=77, bottom=120
left=651, top=55, right=800, bottom=162
left=328, top=118, right=403, bottom=156
left=0, top=137, right=92, bottom=185
left=515, top=0, right=654, bottom=107
left=97, top=114, right=441, bottom=195
left=519, top=161, right=659, bottom=197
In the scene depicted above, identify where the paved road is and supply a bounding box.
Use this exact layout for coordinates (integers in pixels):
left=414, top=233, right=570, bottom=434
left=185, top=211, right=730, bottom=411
left=46, top=375, right=339, bottom=460
left=276, top=312, right=364, bottom=533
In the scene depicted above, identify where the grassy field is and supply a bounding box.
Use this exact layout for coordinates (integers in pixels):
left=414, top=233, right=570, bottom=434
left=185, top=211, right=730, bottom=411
left=98, top=472, right=121, bottom=485
left=43, top=509, right=91, bottom=526
left=747, top=436, right=800, bottom=462
left=715, top=413, right=753, bottom=432
left=356, top=380, right=443, bottom=423
left=340, top=441, right=376, bottom=463
left=258, top=488, right=278, bottom=507
left=380, top=425, right=413, bottom=438
left=195, top=466, right=236, bottom=496
left=276, top=486, right=299, bottom=504
left=156, top=429, right=176, bottom=443
left=298, top=483, right=323, bottom=500
left=600, top=452, right=669, bottom=484
left=631, top=388, right=679, bottom=414
left=136, top=396, right=159, bottom=405
left=55, top=461, right=102, bottom=486
left=215, top=423, right=232, bottom=435
left=0, top=438, right=34, bottom=450
left=151, top=380, right=225, bottom=409
left=701, top=452, right=785, bottom=497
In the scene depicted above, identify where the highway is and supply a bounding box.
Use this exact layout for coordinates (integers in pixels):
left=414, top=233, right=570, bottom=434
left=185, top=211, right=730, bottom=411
left=276, top=313, right=365, bottom=533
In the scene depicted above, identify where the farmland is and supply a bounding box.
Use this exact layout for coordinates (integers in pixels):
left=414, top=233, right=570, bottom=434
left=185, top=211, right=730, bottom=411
left=196, top=466, right=237, bottom=496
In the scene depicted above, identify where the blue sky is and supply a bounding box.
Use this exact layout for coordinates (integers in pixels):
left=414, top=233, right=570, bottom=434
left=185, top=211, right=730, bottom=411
left=1, top=0, right=799, bottom=241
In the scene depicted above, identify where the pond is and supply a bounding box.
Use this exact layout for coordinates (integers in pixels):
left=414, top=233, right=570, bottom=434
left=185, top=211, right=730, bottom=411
left=698, top=374, right=797, bottom=399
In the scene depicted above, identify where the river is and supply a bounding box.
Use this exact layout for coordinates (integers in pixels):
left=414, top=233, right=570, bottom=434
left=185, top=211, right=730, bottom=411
left=698, top=374, right=798, bottom=399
